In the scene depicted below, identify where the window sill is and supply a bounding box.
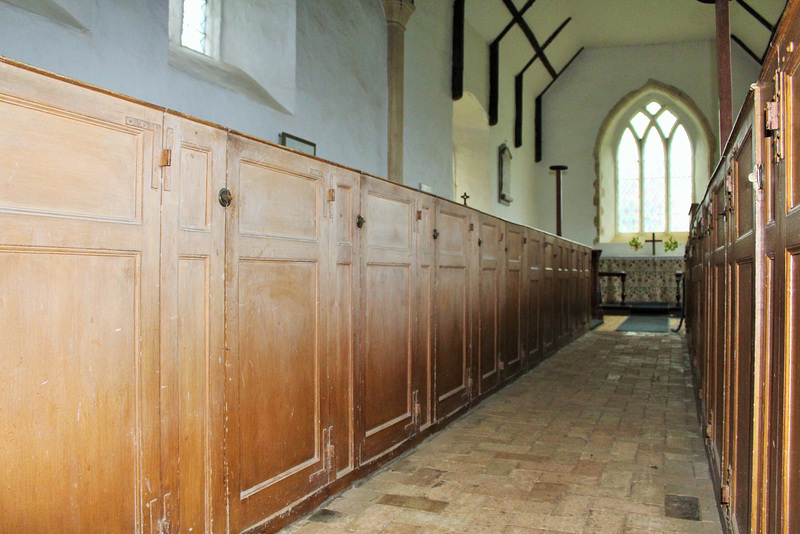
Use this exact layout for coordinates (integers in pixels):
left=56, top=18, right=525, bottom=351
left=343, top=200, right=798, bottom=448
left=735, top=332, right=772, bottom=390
left=603, top=231, right=690, bottom=245
left=168, top=42, right=290, bottom=114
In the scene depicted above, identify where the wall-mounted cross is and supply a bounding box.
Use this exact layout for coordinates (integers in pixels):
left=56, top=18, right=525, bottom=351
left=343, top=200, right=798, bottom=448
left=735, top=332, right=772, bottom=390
left=461, top=192, right=470, bottom=206
left=645, top=232, right=663, bottom=255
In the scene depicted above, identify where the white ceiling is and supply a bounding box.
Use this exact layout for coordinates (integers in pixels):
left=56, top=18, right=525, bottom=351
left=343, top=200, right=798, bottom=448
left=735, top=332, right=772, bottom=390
left=465, top=0, right=787, bottom=74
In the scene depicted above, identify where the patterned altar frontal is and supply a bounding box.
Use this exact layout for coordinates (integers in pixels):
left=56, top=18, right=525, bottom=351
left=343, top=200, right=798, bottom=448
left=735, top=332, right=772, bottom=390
left=600, top=258, right=683, bottom=304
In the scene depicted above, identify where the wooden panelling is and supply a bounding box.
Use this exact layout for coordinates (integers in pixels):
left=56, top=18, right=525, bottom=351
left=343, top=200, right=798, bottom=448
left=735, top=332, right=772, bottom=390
left=525, top=229, right=543, bottom=365
left=541, top=236, right=556, bottom=354
left=504, top=224, right=525, bottom=378
left=358, top=176, right=419, bottom=460
left=434, top=201, right=474, bottom=418
left=225, top=136, right=330, bottom=532
left=329, top=167, right=360, bottom=478
left=0, top=58, right=594, bottom=534
left=0, top=62, right=163, bottom=532
left=685, top=6, right=800, bottom=530
left=477, top=215, right=504, bottom=396
left=159, top=115, right=227, bottom=533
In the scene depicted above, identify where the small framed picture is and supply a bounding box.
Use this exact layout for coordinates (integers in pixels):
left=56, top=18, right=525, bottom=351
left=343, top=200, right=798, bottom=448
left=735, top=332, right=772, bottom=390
left=280, top=132, right=316, bottom=156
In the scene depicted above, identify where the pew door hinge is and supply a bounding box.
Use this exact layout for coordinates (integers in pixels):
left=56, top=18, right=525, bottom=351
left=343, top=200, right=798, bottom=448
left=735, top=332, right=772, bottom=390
left=147, top=493, right=171, bottom=534
left=466, top=377, right=473, bottom=396
left=765, top=67, right=785, bottom=162
left=160, top=126, right=174, bottom=192
left=323, top=172, right=336, bottom=219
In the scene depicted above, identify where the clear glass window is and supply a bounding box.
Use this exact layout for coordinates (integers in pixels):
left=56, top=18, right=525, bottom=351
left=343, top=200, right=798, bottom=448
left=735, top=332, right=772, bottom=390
left=182, top=0, right=209, bottom=55
left=615, top=102, right=694, bottom=235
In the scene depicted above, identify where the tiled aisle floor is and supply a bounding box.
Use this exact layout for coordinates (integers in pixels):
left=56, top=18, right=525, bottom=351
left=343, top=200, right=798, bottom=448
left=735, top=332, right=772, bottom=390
left=282, top=318, right=721, bottom=534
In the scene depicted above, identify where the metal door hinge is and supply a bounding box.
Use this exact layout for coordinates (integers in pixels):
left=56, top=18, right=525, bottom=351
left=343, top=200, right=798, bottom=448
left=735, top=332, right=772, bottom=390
left=721, top=484, right=731, bottom=505
left=159, top=148, right=172, bottom=168
left=766, top=101, right=780, bottom=131
left=766, top=69, right=785, bottom=161
left=328, top=189, right=336, bottom=202
left=466, top=377, right=473, bottom=394
left=498, top=360, right=505, bottom=371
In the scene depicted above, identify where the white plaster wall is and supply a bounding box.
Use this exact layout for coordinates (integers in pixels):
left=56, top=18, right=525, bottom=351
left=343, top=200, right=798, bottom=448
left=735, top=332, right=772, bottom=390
left=454, top=17, right=542, bottom=227
left=0, top=0, right=389, bottom=178
left=535, top=39, right=761, bottom=256
left=404, top=0, right=454, bottom=197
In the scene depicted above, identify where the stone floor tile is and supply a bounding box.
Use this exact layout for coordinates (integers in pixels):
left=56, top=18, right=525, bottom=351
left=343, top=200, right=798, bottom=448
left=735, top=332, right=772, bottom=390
left=280, top=323, right=721, bottom=534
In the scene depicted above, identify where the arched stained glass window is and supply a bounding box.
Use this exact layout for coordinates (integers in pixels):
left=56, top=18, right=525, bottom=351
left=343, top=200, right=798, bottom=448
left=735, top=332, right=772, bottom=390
left=616, top=101, right=694, bottom=234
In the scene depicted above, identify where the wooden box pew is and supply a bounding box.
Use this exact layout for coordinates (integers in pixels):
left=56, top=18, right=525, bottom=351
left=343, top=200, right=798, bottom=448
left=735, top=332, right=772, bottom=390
left=0, top=56, right=593, bottom=534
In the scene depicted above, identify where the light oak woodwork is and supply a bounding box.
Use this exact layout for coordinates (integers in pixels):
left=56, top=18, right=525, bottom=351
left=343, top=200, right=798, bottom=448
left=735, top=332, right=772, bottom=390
left=0, top=57, right=594, bottom=534
left=225, top=135, right=331, bottom=532
left=0, top=61, right=163, bottom=532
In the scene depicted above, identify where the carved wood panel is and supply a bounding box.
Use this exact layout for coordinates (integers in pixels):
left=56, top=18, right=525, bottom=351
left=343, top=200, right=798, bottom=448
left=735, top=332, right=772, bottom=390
left=0, top=62, right=163, bottom=532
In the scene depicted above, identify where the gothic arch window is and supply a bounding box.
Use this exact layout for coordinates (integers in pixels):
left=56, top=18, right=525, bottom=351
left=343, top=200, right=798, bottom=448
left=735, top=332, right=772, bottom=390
left=594, top=81, right=715, bottom=249
left=616, top=101, right=693, bottom=234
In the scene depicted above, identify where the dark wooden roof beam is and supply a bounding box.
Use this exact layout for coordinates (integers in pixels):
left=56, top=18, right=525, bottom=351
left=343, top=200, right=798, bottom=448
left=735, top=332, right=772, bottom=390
left=735, top=0, right=775, bottom=30
left=514, top=18, right=572, bottom=147
left=518, top=17, right=572, bottom=76
left=492, top=0, right=539, bottom=45
left=500, top=0, right=557, bottom=77
left=731, top=33, right=762, bottom=63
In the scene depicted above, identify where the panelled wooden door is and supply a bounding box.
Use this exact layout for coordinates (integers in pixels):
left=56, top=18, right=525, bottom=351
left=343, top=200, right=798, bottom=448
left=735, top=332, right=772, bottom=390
left=0, top=63, right=164, bottom=532
left=358, top=175, right=421, bottom=461
left=542, top=236, right=556, bottom=354
left=504, top=223, right=525, bottom=379
left=780, top=41, right=800, bottom=533
left=710, top=183, right=728, bottom=474
left=727, top=127, right=756, bottom=534
left=477, top=215, right=504, bottom=395
left=416, top=193, right=435, bottom=430
left=328, top=166, right=360, bottom=479
left=159, top=115, right=227, bottom=533
left=525, top=229, right=543, bottom=366
left=433, top=200, right=474, bottom=419
left=225, top=135, right=332, bottom=532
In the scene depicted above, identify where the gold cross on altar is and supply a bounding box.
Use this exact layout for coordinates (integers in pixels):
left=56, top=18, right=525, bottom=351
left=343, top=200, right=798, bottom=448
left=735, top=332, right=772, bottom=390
left=645, top=233, right=662, bottom=255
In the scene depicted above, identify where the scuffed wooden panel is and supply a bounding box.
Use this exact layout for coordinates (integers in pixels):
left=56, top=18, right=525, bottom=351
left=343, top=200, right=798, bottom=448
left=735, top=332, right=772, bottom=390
left=238, top=260, right=319, bottom=493
left=239, top=161, right=318, bottom=240
left=364, top=264, right=412, bottom=433
left=0, top=252, right=139, bottom=532
left=0, top=96, right=142, bottom=222
left=178, top=144, right=211, bottom=230
left=177, top=257, right=209, bottom=534
left=365, top=193, right=412, bottom=251
left=436, top=266, right=468, bottom=402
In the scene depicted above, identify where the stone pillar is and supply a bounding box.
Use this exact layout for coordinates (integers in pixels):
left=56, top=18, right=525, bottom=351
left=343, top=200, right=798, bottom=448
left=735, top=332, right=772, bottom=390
left=383, top=0, right=415, bottom=184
